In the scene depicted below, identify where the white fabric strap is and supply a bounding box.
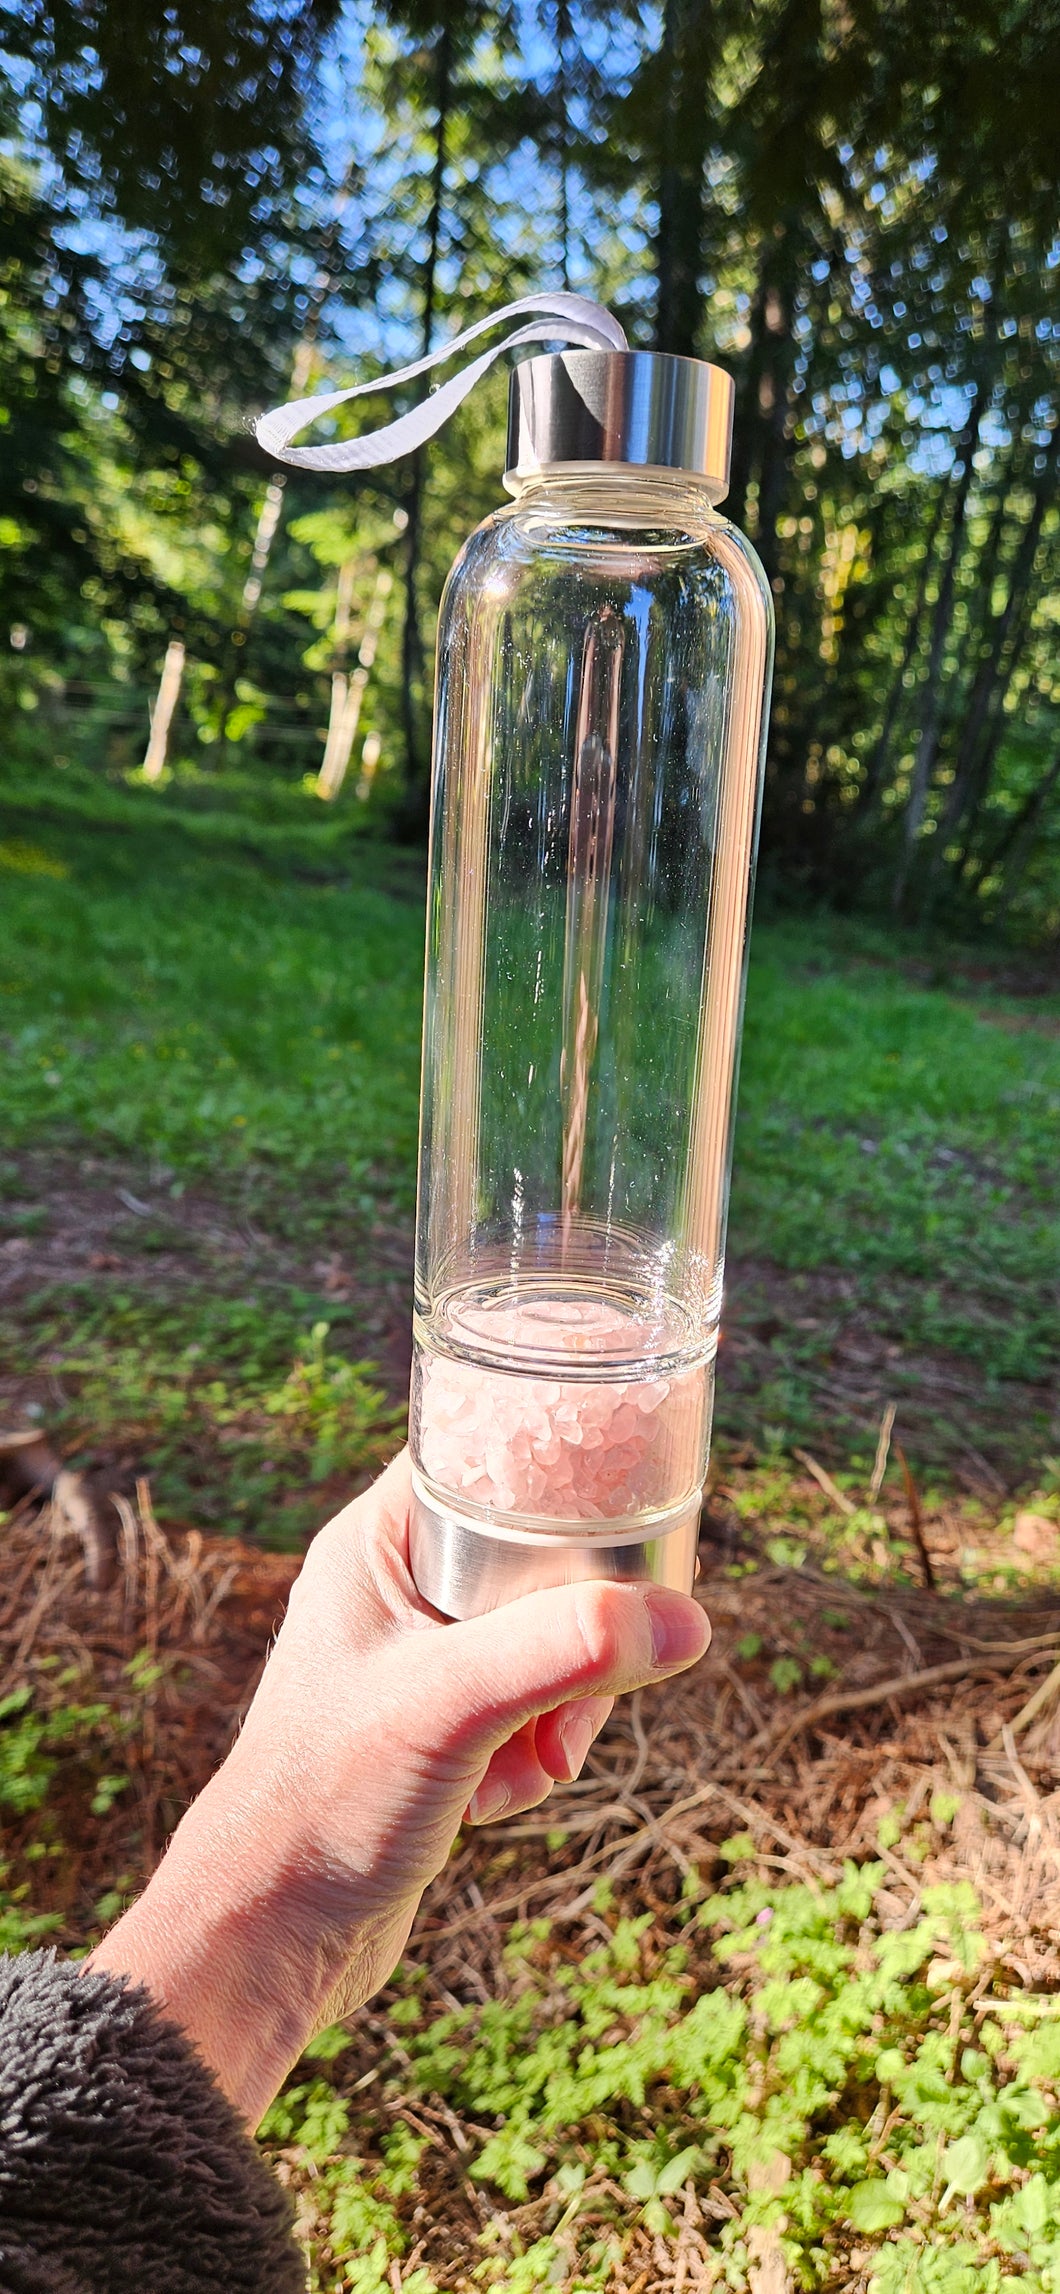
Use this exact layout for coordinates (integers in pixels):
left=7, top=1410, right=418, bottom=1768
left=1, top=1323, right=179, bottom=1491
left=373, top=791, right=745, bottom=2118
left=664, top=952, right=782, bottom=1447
left=254, top=293, right=627, bottom=473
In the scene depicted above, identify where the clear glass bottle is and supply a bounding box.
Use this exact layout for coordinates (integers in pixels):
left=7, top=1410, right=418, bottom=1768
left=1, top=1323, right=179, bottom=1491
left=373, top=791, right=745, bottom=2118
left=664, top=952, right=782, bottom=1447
left=409, top=349, right=774, bottom=1616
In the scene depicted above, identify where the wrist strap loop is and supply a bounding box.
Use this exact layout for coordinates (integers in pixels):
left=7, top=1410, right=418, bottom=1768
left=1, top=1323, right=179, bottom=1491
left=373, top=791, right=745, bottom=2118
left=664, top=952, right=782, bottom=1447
left=254, top=293, right=627, bottom=473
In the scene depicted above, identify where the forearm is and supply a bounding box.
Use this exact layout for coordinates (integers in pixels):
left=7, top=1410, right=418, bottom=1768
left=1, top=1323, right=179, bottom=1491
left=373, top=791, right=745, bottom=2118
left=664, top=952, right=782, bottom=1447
left=88, top=1754, right=392, bottom=2127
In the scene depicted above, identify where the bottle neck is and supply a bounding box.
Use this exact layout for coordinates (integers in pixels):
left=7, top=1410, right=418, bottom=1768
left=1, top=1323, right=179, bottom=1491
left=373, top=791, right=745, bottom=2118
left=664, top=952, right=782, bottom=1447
left=504, top=463, right=727, bottom=526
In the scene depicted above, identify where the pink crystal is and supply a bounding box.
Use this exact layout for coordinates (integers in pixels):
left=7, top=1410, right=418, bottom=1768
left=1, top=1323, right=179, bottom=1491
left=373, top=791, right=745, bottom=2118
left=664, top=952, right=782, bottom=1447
left=416, top=1295, right=707, bottom=1523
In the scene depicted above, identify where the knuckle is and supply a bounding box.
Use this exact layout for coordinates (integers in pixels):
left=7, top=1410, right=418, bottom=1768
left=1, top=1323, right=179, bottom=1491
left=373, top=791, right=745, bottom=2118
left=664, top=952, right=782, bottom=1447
left=572, top=1583, right=645, bottom=1683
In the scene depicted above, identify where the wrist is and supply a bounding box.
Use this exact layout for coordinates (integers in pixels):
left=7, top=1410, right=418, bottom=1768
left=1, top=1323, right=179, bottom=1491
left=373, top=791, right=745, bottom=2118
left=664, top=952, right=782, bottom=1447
left=88, top=1754, right=386, bottom=2126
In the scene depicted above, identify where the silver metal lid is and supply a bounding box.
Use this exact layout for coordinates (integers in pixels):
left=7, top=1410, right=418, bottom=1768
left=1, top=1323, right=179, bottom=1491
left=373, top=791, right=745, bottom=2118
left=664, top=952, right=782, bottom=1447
left=504, top=349, right=734, bottom=499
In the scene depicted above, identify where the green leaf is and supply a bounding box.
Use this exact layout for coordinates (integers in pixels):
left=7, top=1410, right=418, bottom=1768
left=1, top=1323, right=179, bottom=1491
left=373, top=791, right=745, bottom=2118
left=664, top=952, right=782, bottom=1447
left=844, top=2179, right=906, bottom=2232
left=941, top=2134, right=989, bottom=2198
left=766, top=1538, right=807, bottom=1568
left=302, top=2021, right=352, bottom=2062
left=90, top=1773, right=129, bottom=1816
left=656, top=2145, right=701, bottom=2195
left=1013, top=2022, right=1060, bottom=2082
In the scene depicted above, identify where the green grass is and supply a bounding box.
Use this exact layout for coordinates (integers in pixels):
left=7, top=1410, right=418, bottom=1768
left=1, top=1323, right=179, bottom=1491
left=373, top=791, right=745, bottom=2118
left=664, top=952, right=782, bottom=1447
left=3, top=771, right=1059, bottom=2292
left=5, top=1292, right=402, bottom=1544
left=1, top=770, right=1056, bottom=1518
left=0, top=794, right=424, bottom=1196
left=733, top=934, right=1058, bottom=1380
left=10, top=1625, right=1060, bottom=2293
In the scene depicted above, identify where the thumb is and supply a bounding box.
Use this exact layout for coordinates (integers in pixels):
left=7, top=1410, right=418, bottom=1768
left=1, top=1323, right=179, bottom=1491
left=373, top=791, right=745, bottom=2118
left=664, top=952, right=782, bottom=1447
left=407, top=1577, right=710, bottom=1767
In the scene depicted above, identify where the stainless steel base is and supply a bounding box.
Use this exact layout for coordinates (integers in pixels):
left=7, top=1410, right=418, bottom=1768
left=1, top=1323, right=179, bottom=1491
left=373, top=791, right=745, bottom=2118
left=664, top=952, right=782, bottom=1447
left=409, top=1469, right=701, bottom=1619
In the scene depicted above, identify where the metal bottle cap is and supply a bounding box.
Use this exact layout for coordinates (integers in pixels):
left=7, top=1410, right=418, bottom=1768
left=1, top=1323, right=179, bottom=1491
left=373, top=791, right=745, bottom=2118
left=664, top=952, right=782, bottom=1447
left=504, top=349, right=735, bottom=500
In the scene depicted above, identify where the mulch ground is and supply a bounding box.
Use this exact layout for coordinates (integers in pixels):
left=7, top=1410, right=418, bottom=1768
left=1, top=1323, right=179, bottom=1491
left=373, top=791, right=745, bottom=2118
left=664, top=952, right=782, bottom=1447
left=3, top=1467, right=1059, bottom=1985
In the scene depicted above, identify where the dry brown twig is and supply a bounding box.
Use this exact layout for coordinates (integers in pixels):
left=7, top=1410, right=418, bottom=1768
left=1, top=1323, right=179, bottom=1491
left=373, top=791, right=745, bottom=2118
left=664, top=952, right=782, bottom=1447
left=869, top=1402, right=897, bottom=1505
left=894, top=1443, right=936, bottom=1593
left=994, top=1655, right=1060, bottom=1748
left=760, top=1644, right=1060, bottom=1762
left=792, top=1450, right=858, bottom=1518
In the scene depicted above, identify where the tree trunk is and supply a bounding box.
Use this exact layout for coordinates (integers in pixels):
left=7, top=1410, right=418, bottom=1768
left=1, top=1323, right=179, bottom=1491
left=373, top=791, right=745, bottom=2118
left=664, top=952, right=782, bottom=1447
left=987, top=745, right=1060, bottom=922
left=727, top=229, right=798, bottom=586
left=939, top=418, right=1058, bottom=857
left=856, top=473, right=949, bottom=818
left=654, top=0, right=711, bottom=357
left=892, top=375, right=989, bottom=913
left=553, top=0, right=572, bottom=288
left=754, top=247, right=798, bottom=588
left=952, top=572, right=1047, bottom=882
left=948, top=420, right=1023, bottom=699
left=725, top=260, right=769, bottom=535
left=213, top=184, right=354, bottom=739
left=400, top=18, right=451, bottom=819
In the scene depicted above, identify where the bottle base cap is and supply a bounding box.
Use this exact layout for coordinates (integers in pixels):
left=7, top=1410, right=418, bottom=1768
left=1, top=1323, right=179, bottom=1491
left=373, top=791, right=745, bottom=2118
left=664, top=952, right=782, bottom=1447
left=409, top=1470, right=701, bottom=1619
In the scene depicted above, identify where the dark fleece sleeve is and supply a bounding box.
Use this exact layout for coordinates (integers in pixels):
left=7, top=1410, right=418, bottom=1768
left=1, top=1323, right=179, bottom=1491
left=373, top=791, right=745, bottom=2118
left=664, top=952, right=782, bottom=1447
left=0, top=1949, right=304, bottom=2294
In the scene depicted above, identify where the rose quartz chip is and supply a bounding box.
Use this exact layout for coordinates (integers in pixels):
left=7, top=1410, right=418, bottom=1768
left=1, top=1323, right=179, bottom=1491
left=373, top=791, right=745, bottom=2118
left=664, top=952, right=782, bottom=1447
left=416, top=1294, right=709, bottom=1524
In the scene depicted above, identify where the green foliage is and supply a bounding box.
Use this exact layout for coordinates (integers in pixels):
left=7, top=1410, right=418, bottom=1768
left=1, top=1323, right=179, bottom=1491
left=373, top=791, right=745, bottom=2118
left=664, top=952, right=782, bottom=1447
left=0, top=1681, right=135, bottom=1952
left=0, top=1888, right=63, bottom=1957
left=0, top=793, right=424, bottom=1190
left=3, top=0, right=1058, bottom=920
left=731, top=921, right=1060, bottom=1386
left=5, top=1293, right=402, bottom=1544
left=264, top=1322, right=401, bottom=1484
left=258, top=2078, right=352, bottom=2166
left=261, top=1873, right=1060, bottom=2289
left=0, top=1685, right=111, bottom=1816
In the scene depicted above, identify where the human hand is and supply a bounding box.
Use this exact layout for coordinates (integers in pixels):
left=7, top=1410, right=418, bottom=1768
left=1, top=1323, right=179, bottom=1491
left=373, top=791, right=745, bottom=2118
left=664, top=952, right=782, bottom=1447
left=90, top=1449, right=709, bottom=2123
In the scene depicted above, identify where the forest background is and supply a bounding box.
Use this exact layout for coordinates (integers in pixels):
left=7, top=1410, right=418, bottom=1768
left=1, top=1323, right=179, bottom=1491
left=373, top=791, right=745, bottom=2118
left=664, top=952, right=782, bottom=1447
left=1, top=0, right=1058, bottom=925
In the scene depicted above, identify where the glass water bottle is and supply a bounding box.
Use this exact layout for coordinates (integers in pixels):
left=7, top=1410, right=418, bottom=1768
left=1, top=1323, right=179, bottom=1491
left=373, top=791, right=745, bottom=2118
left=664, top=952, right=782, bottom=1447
left=409, top=349, right=774, bottom=1618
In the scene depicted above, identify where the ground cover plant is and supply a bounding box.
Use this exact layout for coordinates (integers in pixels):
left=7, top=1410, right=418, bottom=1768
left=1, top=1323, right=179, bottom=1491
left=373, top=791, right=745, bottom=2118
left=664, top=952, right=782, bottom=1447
left=4, top=0, right=1059, bottom=2278
left=264, top=1871, right=1060, bottom=2294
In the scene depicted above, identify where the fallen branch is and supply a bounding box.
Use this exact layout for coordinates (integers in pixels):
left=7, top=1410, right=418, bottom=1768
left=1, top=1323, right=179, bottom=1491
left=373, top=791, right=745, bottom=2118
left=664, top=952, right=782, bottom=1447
left=53, top=1470, right=116, bottom=1592
left=763, top=1644, right=1060, bottom=1760
left=869, top=1402, right=897, bottom=1505
left=895, top=1442, right=936, bottom=1592
left=990, top=1655, right=1060, bottom=1750
left=792, top=1450, right=858, bottom=1518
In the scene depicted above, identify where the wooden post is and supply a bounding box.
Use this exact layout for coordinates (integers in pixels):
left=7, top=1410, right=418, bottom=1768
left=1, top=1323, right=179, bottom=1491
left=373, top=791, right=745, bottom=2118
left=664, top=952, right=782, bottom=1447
left=240, top=481, right=287, bottom=619
left=142, top=640, right=186, bottom=781
left=356, top=731, right=383, bottom=801
left=237, top=342, right=318, bottom=621
left=318, top=555, right=358, bottom=785
left=316, top=567, right=393, bottom=800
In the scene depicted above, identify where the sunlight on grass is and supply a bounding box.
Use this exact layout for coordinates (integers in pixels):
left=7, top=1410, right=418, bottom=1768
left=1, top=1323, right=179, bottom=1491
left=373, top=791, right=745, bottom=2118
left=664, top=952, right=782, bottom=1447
left=0, top=805, right=1055, bottom=1389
